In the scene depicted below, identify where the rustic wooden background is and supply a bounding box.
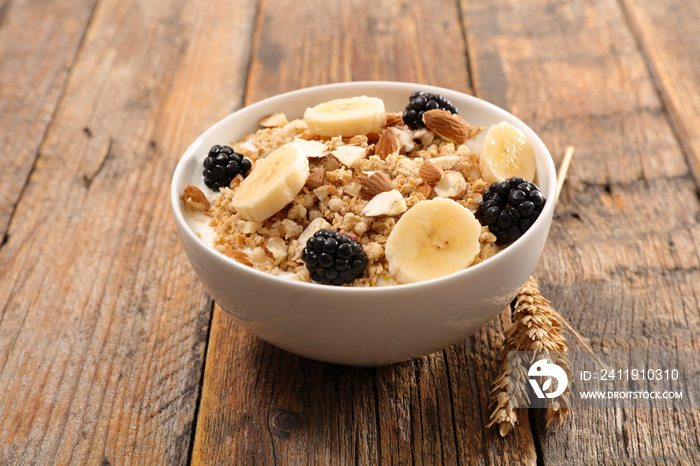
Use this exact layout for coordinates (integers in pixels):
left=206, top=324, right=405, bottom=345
left=1, top=0, right=698, bottom=464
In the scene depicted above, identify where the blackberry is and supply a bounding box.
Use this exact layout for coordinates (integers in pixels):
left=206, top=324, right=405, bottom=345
left=402, top=91, right=459, bottom=129
left=301, top=229, right=368, bottom=285
left=202, top=145, right=252, bottom=191
left=478, top=177, right=546, bottom=245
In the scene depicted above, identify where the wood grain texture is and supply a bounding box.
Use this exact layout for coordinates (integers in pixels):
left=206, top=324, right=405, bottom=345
left=245, top=0, right=472, bottom=104
left=462, top=0, right=700, bottom=462
left=621, top=0, right=700, bottom=186
left=192, top=0, right=538, bottom=464
left=0, top=0, right=257, bottom=463
left=0, top=0, right=97, bottom=239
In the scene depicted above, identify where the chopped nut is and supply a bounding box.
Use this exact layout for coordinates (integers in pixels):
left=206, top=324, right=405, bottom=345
left=264, top=237, right=288, bottom=265
left=419, top=160, right=445, bottom=186
left=296, top=131, right=317, bottom=141
left=366, top=132, right=381, bottom=144
left=434, top=171, right=468, bottom=199
left=313, top=184, right=339, bottom=201
left=413, top=183, right=433, bottom=198
left=374, top=131, right=399, bottom=158
left=362, top=189, right=407, bottom=217
left=358, top=171, right=392, bottom=200
left=413, top=128, right=434, bottom=146
left=183, top=185, right=210, bottom=211
left=229, top=174, right=244, bottom=188
left=429, top=155, right=461, bottom=169
left=293, top=218, right=332, bottom=260
left=347, top=135, right=368, bottom=145
left=294, top=138, right=328, bottom=158
left=306, top=168, right=325, bottom=189
left=331, top=145, right=367, bottom=168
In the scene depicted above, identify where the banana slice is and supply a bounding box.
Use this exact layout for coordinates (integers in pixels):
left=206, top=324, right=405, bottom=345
left=479, top=121, right=536, bottom=185
left=385, top=198, right=481, bottom=284
left=303, top=96, right=387, bottom=137
left=231, top=142, right=309, bottom=222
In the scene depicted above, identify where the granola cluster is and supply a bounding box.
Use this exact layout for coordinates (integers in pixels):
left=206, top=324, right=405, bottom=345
left=205, top=113, right=500, bottom=286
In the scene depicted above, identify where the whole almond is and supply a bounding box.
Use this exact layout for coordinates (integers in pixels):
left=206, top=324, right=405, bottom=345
left=183, top=185, right=210, bottom=211
left=419, top=160, right=444, bottom=186
left=358, top=171, right=392, bottom=200
left=422, top=109, right=471, bottom=145
left=374, top=131, right=399, bottom=158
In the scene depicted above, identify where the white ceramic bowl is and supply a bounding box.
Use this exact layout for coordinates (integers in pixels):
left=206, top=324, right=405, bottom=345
left=171, top=81, right=556, bottom=366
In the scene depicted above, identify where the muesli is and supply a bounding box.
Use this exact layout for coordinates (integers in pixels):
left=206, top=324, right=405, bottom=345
left=182, top=92, right=546, bottom=286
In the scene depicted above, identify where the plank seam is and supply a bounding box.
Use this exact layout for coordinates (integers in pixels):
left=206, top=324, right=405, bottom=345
left=616, top=0, right=700, bottom=197
left=372, top=373, right=383, bottom=465
left=185, top=299, right=215, bottom=466
left=0, top=0, right=101, bottom=252
left=242, top=0, right=265, bottom=107
left=454, top=0, right=475, bottom=94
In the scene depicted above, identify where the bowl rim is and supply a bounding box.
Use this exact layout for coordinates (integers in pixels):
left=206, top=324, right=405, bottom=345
left=171, top=80, right=556, bottom=294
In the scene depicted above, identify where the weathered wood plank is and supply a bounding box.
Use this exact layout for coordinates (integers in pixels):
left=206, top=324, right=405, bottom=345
left=245, top=0, right=471, bottom=103
left=0, top=0, right=257, bottom=463
left=621, top=0, right=700, bottom=187
left=0, top=0, right=97, bottom=239
left=192, top=0, right=538, bottom=464
left=461, top=0, right=700, bottom=462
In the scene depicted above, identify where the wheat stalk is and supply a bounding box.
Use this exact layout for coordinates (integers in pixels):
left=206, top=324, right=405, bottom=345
left=487, top=277, right=572, bottom=436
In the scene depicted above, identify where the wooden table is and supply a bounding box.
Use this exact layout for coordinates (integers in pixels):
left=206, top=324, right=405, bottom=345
left=2, top=0, right=699, bottom=463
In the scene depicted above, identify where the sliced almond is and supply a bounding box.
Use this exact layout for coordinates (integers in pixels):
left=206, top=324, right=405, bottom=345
left=419, top=160, right=444, bottom=186
left=413, top=128, right=434, bottom=147
left=264, top=237, right=287, bottom=265
left=183, top=185, right=209, bottom=211
left=331, top=145, right=367, bottom=168
left=259, top=112, right=289, bottom=128
left=434, top=171, right=468, bottom=199
left=294, top=138, right=328, bottom=158
left=305, top=168, right=325, bottom=189
left=347, top=134, right=368, bottom=145
left=362, top=189, right=407, bottom=217
left=293, top=217, right=332, bottom=260
left=358, top=171, right=392, bottom=200
left=391, top=127, right=415, bottom=153
left=374, top=131, right=399, bottom=158
left=219, top=248, right=254, bottom=267
left=313, top=184, right=339, bottom=201
left=422, top=109, right=471, bottom=145
left=384, top=112, right=404, bottom=127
